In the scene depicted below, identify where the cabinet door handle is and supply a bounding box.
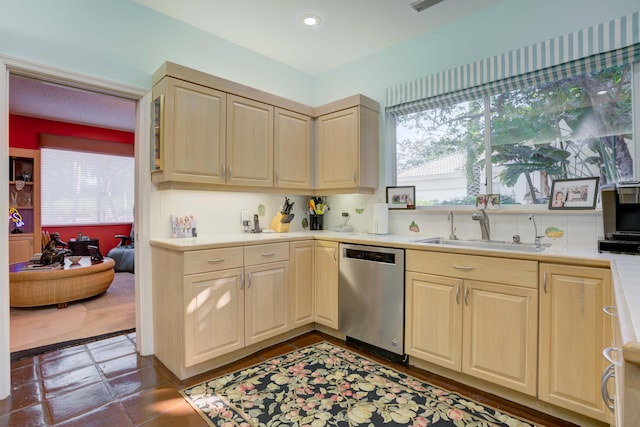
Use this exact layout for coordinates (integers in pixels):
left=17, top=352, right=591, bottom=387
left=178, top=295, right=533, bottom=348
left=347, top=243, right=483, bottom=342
left=600, top=364, right=616, bottom=413
left=275, top=170, right=279, bottom=183
left=455, top=285, right=460, bottom=305
left=261, top=252, right=276, bottom=257
left=463, top=286, right=469, bottom=305
left=453, top=265, right=473, bottom=271
left=221, top=164, right=225, bottom=179
left=333, top=247, right=337, bottom=261
left=240, top=271, right=245, bottom=290
left=352, top=170, right=357, bottom=183
left=543, top=271, right=547, bottom=293
left=207, top=258, right=224, bottom=263
left=228, top=166, right=232, bottom=179
left=247, top=272, right=252, bottom=288
left=603, top=306, right=617, bottom=317
left=603, top=346, right=621, bottom=366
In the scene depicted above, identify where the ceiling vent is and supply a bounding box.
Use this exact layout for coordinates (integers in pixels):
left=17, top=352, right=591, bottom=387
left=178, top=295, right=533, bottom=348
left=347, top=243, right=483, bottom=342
left=409, top=0, right=445, bottom=13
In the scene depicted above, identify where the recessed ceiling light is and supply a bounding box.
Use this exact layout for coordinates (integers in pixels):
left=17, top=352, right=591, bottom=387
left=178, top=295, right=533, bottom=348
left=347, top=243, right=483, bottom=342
left=302, top=14, right=321, bottom=27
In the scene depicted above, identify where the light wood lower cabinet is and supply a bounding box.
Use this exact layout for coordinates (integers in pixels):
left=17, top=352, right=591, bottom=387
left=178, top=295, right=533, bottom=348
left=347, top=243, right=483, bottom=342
left=9, top=235, right=35, bottom=264
left=152, top=243, right=291, bottom=378
left=184, top=267, right=244, bottom=366
left=539, top=263, right=612, bottom=423
left=405, top=250, right=538, bottom=396
left=314, top=240, right=339, bottom=329
left=290, top=240, right=315, bottom=327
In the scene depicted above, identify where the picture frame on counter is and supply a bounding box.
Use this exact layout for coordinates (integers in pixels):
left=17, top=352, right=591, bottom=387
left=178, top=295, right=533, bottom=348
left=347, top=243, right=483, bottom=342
left=150, top=95, right=164, bottom=172
left=386, top=186, right=416, bottom=210
left=548, top=177, right=599, bottom=210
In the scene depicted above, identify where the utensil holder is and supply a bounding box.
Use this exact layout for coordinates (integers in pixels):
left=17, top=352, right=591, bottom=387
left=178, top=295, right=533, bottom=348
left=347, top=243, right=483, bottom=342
left=310, top=215, right=323, bottom=230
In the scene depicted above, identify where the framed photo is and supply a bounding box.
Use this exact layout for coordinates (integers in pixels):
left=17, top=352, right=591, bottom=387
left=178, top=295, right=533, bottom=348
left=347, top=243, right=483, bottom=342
left=150, top=95, right=164, bottom=172
left=386, top=186, right=416, bottom=210
left=548, top=177, right=599, bottom=210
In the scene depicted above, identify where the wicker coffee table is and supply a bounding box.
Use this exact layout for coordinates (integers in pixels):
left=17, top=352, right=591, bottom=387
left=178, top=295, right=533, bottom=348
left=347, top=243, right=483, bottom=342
left=10, top=257, right=115, bottom=309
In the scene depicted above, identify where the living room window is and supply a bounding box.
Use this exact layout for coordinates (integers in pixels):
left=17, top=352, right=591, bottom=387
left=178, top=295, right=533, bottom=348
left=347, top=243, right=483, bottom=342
left=41, top=148, right=134, bottom=225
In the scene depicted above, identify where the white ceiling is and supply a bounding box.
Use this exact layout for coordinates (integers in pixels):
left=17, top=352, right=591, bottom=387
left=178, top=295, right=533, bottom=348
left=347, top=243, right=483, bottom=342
left=134, top=0, right=502, bottom=75
left=9, top=0, right=501, bottom=132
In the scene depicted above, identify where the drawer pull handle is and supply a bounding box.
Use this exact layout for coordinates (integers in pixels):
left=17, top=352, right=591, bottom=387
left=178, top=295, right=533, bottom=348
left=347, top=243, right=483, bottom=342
left=261, top=252, right=276, bottom=257
left=603, top=306, right=617, bottom=317
left=453, top=265, right=473, bottom=271
left=207, top=258, right=225, bottom=263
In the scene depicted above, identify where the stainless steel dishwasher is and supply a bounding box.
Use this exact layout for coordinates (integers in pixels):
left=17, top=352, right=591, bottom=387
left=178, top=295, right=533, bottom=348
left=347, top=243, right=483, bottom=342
left=339, top=243, right=405, bottom=361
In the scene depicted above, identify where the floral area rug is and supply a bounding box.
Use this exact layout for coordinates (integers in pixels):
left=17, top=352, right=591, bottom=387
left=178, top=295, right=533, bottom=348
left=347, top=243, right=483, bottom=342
left=181, top=341, right=537, bottom=426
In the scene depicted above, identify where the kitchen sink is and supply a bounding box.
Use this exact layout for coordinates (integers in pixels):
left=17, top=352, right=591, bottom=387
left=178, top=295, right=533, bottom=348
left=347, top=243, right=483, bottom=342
left=411, top=237, right=549, bottom=253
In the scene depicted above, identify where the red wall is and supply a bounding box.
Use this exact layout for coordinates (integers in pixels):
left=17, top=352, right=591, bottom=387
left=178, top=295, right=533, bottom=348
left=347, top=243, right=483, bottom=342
left=9, top=114, right=135, bottom=254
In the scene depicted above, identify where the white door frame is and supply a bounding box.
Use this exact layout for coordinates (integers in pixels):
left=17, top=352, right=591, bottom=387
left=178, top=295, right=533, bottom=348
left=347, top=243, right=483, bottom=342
left=0, top=55, right=152, bottom=399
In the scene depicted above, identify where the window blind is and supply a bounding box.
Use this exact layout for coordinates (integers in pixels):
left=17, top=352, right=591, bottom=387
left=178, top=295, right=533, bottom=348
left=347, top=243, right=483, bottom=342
left=41, top=148, right=134, bottom=226
left=385, top=12, right=640, bottom=115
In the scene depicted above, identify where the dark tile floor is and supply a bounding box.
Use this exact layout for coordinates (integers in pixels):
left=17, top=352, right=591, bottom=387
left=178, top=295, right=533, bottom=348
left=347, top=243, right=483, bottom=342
left=1, top=331, right=578, bottom=426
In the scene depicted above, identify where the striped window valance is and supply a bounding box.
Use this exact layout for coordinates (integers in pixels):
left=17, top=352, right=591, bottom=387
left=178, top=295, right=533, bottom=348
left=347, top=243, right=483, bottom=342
left=385, top=11, right=640, bottom=115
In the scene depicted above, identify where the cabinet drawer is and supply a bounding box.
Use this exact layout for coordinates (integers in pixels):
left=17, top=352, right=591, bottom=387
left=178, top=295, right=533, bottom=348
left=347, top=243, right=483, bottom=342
left=184, top=247, right=244, bottom=275
left=406, top=250, right=537, bottom=288
left=244, top=243, right=289, bottom=266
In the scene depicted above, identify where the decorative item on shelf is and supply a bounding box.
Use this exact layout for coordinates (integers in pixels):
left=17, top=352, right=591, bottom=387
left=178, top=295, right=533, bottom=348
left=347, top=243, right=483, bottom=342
left=386, top=186, right=416, bottom=210
left=9, top=207, right=24, bottom=233
left=21, top=172, right=31, bottom=182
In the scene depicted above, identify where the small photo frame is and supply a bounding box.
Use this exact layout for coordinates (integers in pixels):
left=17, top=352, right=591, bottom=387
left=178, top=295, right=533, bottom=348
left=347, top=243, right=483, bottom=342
left=386, top=186, right=416, bottom=210
left=548, top=177, right=599, bottom=210
left=150, top=95, right=164, bottom=172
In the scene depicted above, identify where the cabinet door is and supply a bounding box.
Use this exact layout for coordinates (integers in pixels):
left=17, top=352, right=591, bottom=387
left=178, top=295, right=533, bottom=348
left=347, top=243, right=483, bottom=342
left=290, top=241, right=315, bottom=327
left=9, top=236, right=34, bottom=264
left=245, top=261, right=289, bottom=345
left=462, top=280, right=538, bottom=396
left=183, top=268, right=244, bottom=367
left=316, top=107, right=359, bottom=188
left=314, top=241, right=339, bottom=329
left=274, top=108, right=311, bottom=189
left=405, top=272, right=462, bottom=371
left=157, top=78, right=226, bottom=184
left=539, top=264, right=612, bottom=422
left=226, top=94, right=274, bottom=187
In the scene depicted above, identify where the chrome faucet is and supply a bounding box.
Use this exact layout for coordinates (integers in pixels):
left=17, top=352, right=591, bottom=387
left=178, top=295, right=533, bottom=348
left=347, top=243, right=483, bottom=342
left=529, top=214, right=544, bottom=247
left=471, top=209, right=490, bottom=241
left=447, top=211, right=457, bottom=240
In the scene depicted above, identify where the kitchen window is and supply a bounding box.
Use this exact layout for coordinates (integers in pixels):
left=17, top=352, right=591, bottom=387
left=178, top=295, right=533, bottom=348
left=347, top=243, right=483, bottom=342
left=394, top=63, right=636, bottom=207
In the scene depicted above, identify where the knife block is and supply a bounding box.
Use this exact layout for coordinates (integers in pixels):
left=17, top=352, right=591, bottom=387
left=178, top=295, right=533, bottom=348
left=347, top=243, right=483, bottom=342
left=270, top=212, right=290, bottom=233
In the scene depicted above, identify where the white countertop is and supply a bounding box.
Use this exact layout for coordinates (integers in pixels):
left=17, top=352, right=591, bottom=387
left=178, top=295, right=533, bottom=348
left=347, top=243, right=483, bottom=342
left=150, top=230, right=640, bottom=359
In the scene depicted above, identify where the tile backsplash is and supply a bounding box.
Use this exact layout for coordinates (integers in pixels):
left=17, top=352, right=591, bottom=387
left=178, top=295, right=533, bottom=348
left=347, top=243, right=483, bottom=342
left=151, top=189, right=603, bottom=249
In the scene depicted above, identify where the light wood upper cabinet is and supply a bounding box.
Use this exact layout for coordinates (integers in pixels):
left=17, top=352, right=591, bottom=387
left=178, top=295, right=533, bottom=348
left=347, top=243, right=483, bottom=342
left=151, top=77, right=226, bottom=184
left=290, top=240, right=315, bottom=327
left=316, top=104, right=378, bottom=191
left=539, top=263, right=612, bottom=423
left=405, top=250, right=538, bottom=396
left=226, top=95, right=274, bottom=187
left=274, top=108, right=312, bottom=189
left=314, top=240, right=339, bottom=329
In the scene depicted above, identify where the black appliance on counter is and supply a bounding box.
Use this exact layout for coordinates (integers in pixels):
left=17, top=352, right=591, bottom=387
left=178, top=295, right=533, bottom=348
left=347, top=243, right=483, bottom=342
left=598, top=181, right=640, bottom=254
